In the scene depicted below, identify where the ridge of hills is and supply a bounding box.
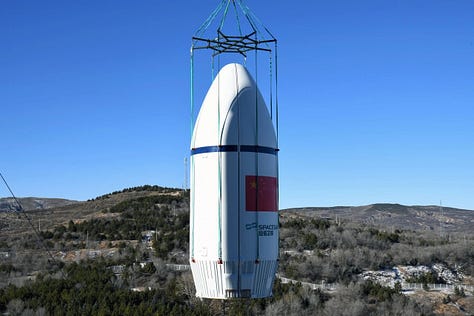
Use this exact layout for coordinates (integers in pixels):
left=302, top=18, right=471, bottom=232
left=0, top=185, right=183, bottom=236
left=1, top=187, right=473, bottom=235
left=286, top=204, right=474, bottom=235
left=0, top=197, right=78, bottom=212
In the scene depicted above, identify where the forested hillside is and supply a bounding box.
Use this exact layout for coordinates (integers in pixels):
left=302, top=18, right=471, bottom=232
left=0, top=185, right=473, bottom=315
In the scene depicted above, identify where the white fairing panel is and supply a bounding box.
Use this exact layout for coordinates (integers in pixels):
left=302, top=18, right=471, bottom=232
left=190, top=63, right=279, bottom=299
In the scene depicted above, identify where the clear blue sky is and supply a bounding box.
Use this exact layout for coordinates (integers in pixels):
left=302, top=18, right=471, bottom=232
left=1, top=1, right=473, bottom=210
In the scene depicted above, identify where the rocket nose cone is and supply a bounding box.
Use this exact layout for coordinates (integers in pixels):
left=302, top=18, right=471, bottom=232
left=218, top=63, right=255, bottom=92
left=192, top=62, right=276, bottom=149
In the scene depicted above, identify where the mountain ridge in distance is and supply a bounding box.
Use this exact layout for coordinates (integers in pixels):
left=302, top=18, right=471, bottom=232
left=0, top=197, right=78, bottom=212
left=1, top=186, right=473, bottom=235
left=284, top=203, right=474, bottom=234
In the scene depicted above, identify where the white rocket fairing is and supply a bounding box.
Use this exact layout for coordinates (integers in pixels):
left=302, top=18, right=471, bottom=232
left=190, top=63, right=279, bottom=299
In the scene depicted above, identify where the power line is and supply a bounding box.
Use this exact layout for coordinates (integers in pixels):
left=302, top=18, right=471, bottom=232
left=0, top=172, right=66, bottom=278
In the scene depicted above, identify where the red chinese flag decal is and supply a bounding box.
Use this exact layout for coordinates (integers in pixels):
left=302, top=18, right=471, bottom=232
left=245, top=175, right=278, bottom=211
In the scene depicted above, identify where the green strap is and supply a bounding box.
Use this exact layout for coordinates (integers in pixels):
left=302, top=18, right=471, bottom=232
left=194, top=0, right=226, bottom=40
left=218, top=0, right=231, bottom=33
left=217, top=56, right=222, bottom=260
left=269, top=53, right=273, bottom=119
left=275, top=41, right=279, bottom=147
left=232, top=0, right=243, bottom=37
left=254, top=48, right=260, bottom=261
left=190, top=49, right=195, bottom=259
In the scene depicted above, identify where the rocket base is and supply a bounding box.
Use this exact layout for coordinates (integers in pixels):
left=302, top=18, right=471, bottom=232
left=190, top=259, right=278, bottom=299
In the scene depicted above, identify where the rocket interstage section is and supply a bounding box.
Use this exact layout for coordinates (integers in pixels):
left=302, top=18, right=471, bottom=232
left=190, top=63, right=279, bottom=299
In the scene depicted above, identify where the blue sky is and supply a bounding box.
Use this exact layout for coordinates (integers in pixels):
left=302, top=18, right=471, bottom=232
left=1, top=1, right=473, bottom=210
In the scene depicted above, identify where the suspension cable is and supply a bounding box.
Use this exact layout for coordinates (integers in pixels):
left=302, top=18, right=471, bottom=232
left=217, top=54, right=223, bottom=261
left=194, top=0, right=226, bottom=40
left=232, top=0, right=243, bottom=37
left=269, top=52, right=273, bottom=119
left=218, top=0, right=231, bottom=33
left=254, top=47, right=260, bottom=261
left=275, top=41, right=279, bottom=148
left=190, top=47, right=196, bottom=259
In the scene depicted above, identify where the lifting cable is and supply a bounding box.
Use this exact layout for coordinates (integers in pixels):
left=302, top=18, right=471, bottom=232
left=194, top=0, right=227, bottom=40
left=218, top=0, right=231, bottom=33
left=190, top=47, right=196, bottom=259
left=254, top=47, right=260, bottom=261
left=217, top=53, right=223, bottom=262
left=234, top=63, right=242, bottom=288
left=232, top=0, right=244, bottom=37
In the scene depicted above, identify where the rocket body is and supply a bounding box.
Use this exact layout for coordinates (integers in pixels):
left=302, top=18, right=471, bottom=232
left=190, top=63, right=279, bottom=299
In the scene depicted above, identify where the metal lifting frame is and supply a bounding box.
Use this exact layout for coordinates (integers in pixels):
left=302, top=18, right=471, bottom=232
left=191, top=0, right=277, bottom=57
left=190, top=0, right=279, bottom=128
left=193, top=30, right=275, bottom=57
